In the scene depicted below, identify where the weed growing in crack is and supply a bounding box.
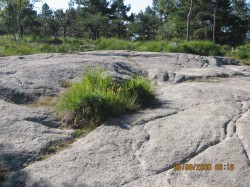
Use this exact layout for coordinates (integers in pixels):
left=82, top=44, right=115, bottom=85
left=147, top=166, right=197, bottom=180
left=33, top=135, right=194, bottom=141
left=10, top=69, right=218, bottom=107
left=0, top=168, right=11, bottom=184
left=29, top=96, right=57, bottom=107
left=59, top=80, right=72, bottom=88
left=55, top=69, right=155, bottom=130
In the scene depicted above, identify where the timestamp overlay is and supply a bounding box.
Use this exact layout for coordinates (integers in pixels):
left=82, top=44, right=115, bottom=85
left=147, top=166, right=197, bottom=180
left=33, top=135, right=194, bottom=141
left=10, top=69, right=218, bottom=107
left=173, top=163, right=235, bottom=171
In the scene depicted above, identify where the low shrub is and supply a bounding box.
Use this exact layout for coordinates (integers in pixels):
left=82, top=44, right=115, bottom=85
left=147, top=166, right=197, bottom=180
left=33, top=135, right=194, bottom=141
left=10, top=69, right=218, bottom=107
left=2, top=35, right=246, bottom=61
left=174, top=41, right=224, bottom=56
left=136, top=41, right=169, bottom=52
left=234, top=45, right=250, bottom=59
left=47, top=38, right=63, bottom=45
left=55, top=70, right=155, bottom=129
left=96, top=38, right=224, bottom=56
left=0, top=35, right=93, bottom=56
left=96, top=37, right=141, bottom=51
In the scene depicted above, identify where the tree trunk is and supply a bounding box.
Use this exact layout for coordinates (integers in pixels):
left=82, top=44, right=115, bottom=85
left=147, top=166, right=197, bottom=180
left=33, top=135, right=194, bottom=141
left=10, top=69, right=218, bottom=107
left=16, top=11, right=24, bottom=39
left=63, top=26, right=67, bottom=38
left=187, top=0, right=193, bottom=41
left=16, top=13, right=20, bottom=35
left=44, top=23, right=47, bottom=37
left=12, top=13, right=17, bottom=42
left=205, top=26, right=208, bottom=40
left=213, top=9, right=216, bottom=44
left=9, top=3, right=17, bottom=42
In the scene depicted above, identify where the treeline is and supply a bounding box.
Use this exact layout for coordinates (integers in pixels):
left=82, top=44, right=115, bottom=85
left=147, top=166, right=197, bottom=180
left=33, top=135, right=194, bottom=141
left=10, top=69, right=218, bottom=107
left=0, top=0, right=249, bottom=46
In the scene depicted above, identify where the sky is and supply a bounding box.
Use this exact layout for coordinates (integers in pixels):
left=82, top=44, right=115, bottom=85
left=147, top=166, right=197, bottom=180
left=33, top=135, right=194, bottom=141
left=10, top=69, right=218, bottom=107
left=34, top=0, right=153, bottom=14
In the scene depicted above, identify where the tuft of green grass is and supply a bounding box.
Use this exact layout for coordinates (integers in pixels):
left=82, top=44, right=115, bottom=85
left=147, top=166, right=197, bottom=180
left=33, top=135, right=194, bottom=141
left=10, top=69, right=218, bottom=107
left=55, top=69, right=155, bottom=129
left=4, top=35, right=249, bottom=64
left=95, top=37, right=141, bottom=51
left=136, top=41, right=169, bottom=52
left=234, top=44, right=250, bottom=59
left=0, top=35, right=93, bottom=56
left=225, top=44, right=250, bottom=65
left=96, top=38, right=224, bottom=56
left=168, top=40, right=224, bottom=56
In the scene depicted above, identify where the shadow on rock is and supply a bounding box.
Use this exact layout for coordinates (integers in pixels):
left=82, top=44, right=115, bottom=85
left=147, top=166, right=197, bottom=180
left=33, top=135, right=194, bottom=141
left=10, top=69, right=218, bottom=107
left=0, top=143, right=31, bottom=181
left=3, top=170, right=90, bottom=187
left=105, top=99, right=170, bottom=130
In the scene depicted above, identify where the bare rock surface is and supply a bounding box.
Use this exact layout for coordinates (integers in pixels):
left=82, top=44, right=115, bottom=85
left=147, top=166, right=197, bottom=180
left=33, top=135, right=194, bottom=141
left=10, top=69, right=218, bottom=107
left=0, top=100, right=74, bottom=172
left=0, top=51, right=250, bottom=187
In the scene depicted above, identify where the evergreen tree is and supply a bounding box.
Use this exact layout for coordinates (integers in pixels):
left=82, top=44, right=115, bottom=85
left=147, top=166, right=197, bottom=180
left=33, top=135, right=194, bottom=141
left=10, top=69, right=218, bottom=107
left=131, top=6, right=160, bottom=41
left=75, top=0, right=110, bottom=15
left=74, top=0, right=110, bottom=39
left=109, top=0, right=132, bottom=38
left=0, top=0, right=248, bottom=46
left=20, top=3, right=41, bottom=35
left=55, top=9, right=68, bottom=37
left=65, top=8, right=77, bottom=37
left=154, top=0, right=249, bottom=45
left=40, top=3, right=53, bottom=36
left=0, top=0, right=30, bottom=39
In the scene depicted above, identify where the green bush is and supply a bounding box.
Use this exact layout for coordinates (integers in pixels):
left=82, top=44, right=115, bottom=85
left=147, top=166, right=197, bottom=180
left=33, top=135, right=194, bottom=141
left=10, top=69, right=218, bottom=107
left=0, top=35, right=93, bottom=56
left=56, top=70, right=155, bottom=129
left=47, top=38, right=63, bottom=45
left=96, top=38, right=128, bottom=50
left=0, top=35, right=233, bottom=58
left=234, top=45, right=250, bottom=59
left=96, top=38, right=224, bottom=56
left=174, top=41, right=224, bottom=56
left=96, top=38, right=141, bottom=51
left=136, top=41, right=169, bottom=52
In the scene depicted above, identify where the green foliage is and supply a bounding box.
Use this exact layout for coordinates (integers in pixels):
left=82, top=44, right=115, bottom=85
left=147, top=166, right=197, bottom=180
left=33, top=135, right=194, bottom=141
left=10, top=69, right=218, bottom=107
left=109, top=0, right=133, bottom=38
left=95, top=37, right=140, bottom=50
left=174, top=41, right=224, bottom=56
left=0, top=35, right=93, bottom=56
left=1, top=35, right=249, bottom=64
left=157, top=15, right=185, bottom=40
left=0, top=0, right=249, bottom=46
left=122, top=76, right=155, bottom=106
left=153, top=0, right=250, bottom=46
left=55, top=70, right=155, bottom=129
left=234, top=45, right=250, bottom=60
left=136, top=41, right=169, bottom=52
left=96, top=38, right=224, bottom=56
left=130, top=6, right=160, bottom=41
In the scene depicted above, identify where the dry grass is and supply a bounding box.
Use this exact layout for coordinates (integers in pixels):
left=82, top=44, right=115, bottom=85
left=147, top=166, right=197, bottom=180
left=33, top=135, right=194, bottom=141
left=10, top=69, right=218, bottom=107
left=29, top=96, right=57, bottom=107
left=59, top=80, right=72, bottom=88
left=0, top=168, right=11, bottom=184
left=186, top=77, right=222, bottom=83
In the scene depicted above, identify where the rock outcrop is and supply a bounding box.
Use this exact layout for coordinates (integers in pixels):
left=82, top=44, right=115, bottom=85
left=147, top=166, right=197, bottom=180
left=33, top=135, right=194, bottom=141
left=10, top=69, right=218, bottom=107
left=0, top=51, right=249, bottom=187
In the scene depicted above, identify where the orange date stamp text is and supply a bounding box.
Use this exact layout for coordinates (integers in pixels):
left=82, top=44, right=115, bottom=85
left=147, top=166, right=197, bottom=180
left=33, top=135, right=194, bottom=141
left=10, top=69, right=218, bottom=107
left=173, top=163, right=234, bottom=171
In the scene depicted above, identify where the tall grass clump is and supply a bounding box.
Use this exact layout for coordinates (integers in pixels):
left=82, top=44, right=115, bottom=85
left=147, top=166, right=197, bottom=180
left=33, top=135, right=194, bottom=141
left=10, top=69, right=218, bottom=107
left=169, top=40, right=224, bottom=56
left=95, top=38, right=140, bottom=50
left=136, top=41, right=169, bottom=52
left=56, top=70, right=155, bottom=129
left=96, top=38, right=224, bottom=56
left=0, top=35, right=93, bottom=56
left=234, top=44, right=250, bottom=59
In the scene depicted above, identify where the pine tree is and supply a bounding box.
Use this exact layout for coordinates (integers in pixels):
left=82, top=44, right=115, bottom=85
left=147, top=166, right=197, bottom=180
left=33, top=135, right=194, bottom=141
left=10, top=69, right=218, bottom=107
left=132, top=6, right=160, bottom=41
left=74, top=0, right=110, bottom=39
left=109, top=0, right=132, bottom=38
left=40, top=3, right=53, bottom=36
left=0, top=0, right=30, bottom=40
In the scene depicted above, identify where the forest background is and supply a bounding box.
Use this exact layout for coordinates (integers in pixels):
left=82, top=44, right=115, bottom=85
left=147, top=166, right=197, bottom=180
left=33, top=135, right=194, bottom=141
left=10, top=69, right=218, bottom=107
left=0, top=0, right=249, bottom=63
